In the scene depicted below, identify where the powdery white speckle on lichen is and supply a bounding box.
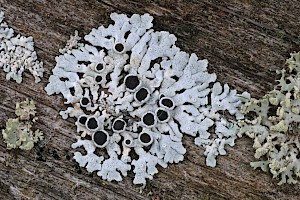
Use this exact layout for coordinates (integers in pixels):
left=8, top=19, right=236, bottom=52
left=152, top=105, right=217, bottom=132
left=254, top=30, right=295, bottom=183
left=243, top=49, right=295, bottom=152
left=238, top=52, right=300, bottom=185
left=0, top=11, right=44, bottom=83
left=45, top=13, right=250, bottom=184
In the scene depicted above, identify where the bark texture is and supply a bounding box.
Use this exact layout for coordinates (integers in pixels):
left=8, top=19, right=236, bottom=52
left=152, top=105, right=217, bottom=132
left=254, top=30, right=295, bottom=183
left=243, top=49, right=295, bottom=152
left=0, top=0, right=299, bottom=199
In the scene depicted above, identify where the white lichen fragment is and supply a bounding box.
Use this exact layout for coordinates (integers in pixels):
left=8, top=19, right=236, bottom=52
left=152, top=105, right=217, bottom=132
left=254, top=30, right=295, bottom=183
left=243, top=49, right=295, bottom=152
left=0, top=11, right=44, bottom=83
left=59, top=30, right=82, bottom=54
left=2, top=99, right=43, bottom=150
left=194, top=83, right=250, bottom=167
left=238, top=52, right=300, bottom=185
left=46, top=12, right=250, bottom=184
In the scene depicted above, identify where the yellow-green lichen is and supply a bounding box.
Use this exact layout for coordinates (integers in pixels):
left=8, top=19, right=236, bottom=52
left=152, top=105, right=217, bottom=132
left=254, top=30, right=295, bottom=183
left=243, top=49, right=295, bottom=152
left=238, top=52, right=300, bottom=185
left=15, top=99, right=37, bottom=121
left=2, top=99, right=43, bottom=150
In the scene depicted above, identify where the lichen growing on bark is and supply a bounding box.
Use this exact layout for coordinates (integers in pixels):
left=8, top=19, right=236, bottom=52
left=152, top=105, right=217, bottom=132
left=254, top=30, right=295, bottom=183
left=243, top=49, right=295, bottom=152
left=0, top=12, right=44, bottom=83
left=238, top=52, right=300, bottom=185
left=45, top=13, right=250, bottom=184
left=2, top=99, right=43, bottom=150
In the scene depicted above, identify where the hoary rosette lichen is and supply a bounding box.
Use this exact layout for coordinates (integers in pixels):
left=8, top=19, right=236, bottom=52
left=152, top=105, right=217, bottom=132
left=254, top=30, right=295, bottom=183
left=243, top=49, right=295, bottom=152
left=0, top=12, right=44, bottom=83
left=45, top=13, right=250, bottom=184
left=238, top=52, right=300, bottom=185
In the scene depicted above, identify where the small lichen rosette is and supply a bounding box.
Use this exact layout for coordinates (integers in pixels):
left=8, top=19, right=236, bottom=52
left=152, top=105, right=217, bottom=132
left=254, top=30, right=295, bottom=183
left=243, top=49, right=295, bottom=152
left=238, top=52, right=300, bottom=185
left=2, top=99, right=43, bottom=150
left=45, top=13, right=250, bottom=184
left=0, top=12, right=44, bottom=83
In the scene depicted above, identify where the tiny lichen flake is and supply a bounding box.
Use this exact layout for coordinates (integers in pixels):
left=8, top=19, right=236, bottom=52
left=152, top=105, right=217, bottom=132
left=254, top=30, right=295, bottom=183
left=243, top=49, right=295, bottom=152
left=238, top=52, right=300, bottom=185
left=45, top=13, right=250, bottom=184
left=15, top=99, right=37, bottom=120
left=2, top=99, right=43, bottom=150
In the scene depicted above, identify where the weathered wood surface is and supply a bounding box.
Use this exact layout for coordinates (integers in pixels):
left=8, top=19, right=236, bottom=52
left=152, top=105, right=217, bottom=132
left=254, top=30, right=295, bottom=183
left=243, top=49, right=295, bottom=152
left=0, top=0, right=299, bottom=199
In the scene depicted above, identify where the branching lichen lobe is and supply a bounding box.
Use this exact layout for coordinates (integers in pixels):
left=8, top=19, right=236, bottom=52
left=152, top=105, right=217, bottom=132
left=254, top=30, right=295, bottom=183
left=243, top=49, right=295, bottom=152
left=239, top=52, right=300, bottom=185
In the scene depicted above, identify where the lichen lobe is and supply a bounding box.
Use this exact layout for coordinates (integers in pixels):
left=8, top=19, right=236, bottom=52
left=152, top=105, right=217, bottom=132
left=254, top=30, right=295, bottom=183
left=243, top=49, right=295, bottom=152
left=238, top=52, right=300, bottom=185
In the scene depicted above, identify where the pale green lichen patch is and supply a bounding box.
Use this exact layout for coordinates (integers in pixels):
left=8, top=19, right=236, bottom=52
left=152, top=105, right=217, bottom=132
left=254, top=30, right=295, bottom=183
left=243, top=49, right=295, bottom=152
left=2, top=99, right=43, bottom=150
left=15, top=99, right=37, bottom=121
left=238, top=52, right=300, bottom=185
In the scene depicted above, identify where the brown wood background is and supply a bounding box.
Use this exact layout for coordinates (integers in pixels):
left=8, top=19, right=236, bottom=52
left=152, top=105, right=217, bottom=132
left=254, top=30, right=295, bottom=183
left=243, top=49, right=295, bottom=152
left=0, top=0, right=299, bottom=199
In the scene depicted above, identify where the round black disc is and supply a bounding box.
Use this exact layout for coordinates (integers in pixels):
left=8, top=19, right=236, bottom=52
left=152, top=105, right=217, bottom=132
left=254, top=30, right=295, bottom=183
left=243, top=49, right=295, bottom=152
left=93, top=131, right=108, bottom=146
left=143, top=113, right=155, bottom=126
left=87, top=117, right=98, bottom=130
left=113, top=119, right=126, bottom=131
left=140, top=133, right=151, bottom=144
left=135, top=88, right=149, bottom=102
left=95, top=75, right=102, bottom=83
left=78, top=116, right=87, bottom=125
left=161, top=98, right=174, bottom=108
left=81, top=97, right=89, bottom=106
left=96, top=63, right=104, bottom=71
left=157, top=109, right=169, bottom=121
left=125, top=75, right=140, bottom=90
left=115, top=43, right=124, bottom=52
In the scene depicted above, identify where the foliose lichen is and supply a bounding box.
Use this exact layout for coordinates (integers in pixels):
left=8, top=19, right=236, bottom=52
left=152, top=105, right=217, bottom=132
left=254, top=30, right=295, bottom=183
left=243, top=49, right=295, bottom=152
left=0, top=11, right=44, bottom=83
left=238, top=52, right=300, bottom=185
left=45, top=13, right=250, bottom=184
left=2, top=99, right=43, bottom=150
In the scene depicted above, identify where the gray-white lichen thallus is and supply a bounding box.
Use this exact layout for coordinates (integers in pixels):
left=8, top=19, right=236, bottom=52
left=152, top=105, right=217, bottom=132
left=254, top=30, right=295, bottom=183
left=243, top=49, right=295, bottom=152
left=2, top=99, right=43, bottom=150
left=238, top=52, right=300, bottom=185
left=45, top=13, right=250, bottom=185
left=0, top=11, right=44, bottom=83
